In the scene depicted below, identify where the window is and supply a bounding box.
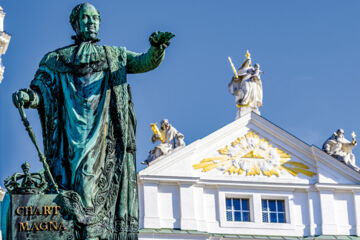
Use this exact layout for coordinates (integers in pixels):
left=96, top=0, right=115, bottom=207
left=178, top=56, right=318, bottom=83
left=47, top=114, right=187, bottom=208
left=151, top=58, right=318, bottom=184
left=226, top=198, right=250, bottom=222
left=262, top=199, right=285, bottom=223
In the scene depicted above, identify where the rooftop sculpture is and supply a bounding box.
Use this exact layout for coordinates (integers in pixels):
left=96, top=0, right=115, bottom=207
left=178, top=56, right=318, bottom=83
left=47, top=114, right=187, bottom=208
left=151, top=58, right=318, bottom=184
left=0, top=6, right=11, bottom=84
left=228, top=50, right=263, bottom=119
left=322, top=129, right=359, bottom=171
left=142, top=119, right=185, bottom=165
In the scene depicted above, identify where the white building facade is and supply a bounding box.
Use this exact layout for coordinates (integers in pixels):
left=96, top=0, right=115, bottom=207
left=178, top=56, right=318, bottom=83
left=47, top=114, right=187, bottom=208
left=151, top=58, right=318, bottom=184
left=138, top=113, right=360, bottom=239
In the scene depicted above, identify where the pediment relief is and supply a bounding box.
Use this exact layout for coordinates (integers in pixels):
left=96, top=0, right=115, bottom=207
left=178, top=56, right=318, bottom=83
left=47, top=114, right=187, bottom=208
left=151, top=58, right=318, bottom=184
left=193, top=131, right=316, bottom=178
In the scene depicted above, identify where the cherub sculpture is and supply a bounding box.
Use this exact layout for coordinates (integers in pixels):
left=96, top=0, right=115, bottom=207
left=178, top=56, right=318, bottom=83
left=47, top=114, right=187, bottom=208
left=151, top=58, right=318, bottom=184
left=228, top=51, right=263, bottom=119
left=142, top=119, right=185, bottom=165
left=322, top=129, right=359, bottom=171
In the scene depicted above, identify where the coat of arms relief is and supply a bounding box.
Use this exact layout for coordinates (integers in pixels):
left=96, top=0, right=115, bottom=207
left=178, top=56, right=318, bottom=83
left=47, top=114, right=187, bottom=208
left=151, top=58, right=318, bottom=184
left=193, top=132, right=316, bottom=178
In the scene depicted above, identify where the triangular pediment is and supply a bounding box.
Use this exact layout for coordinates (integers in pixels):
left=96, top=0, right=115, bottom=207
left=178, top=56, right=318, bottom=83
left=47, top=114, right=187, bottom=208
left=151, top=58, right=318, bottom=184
left=138, top=112, right=360, bottom=186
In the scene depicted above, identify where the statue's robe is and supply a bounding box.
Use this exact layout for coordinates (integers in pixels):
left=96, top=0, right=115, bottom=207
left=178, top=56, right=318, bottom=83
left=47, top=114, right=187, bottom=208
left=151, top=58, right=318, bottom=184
left=30, top=41, right=165, bottom=240
left=229, top=75, right=263, bottom=119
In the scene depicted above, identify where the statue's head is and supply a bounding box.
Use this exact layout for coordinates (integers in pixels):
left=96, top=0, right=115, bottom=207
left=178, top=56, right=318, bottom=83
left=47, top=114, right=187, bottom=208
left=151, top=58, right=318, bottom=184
left=161, top=119, right=169, bottom=130
left=240, top=59, right=252, bottom=69
left=334, top=129, right=345, bottom=139
left=70, top=3, right=101, bottom=42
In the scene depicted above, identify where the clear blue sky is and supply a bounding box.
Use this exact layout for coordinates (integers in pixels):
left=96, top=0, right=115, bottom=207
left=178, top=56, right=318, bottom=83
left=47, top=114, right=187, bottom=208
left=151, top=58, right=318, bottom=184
left=1, top=0, right=360, bottom=186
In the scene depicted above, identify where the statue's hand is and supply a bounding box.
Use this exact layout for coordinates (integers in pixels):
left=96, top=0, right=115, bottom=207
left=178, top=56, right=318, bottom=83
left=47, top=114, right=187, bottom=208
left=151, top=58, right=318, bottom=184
left=149, top=31, right=175, bottom=50
left=12, top=89, right=30, bottom=108
left=151, top=134, right=159, bottom=143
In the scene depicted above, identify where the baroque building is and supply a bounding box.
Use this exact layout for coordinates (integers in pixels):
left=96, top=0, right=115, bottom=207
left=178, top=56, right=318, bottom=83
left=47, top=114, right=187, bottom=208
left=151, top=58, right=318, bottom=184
left=138, top=112, right=360, bottom=239
left=0, top=6, right=10, bottom=84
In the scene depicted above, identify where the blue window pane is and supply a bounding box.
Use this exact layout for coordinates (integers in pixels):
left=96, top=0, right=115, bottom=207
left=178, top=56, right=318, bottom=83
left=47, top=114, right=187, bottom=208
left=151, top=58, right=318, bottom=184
left=233, top=199, right=240, bottom=210
left=226, top=211, right=232, bottom=221
left=234, top=211, right=241, bottom=221
left=262, top=212, right=268, bottom=222
left=226, top=199, right=232, bottom=210
left=277, top=200, right=284, bottom=212
left=262, top=200, right=268, bottom=211
left=242, top=199, right=249, bottom=210
left=278, top=213, right=285, bottom=223
left=270, top=213, right=277, bottom=223
left=269, top=200, right=276, bottom=211
left=243, top=211, right=250, bottom=222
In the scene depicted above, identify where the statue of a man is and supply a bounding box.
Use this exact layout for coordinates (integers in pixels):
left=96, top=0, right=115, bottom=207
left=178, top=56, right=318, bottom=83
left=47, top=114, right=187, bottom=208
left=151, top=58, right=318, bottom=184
left=228, top=52, right=263, bottom=119
left=12, top=3, right=174, bottom=239
left=323, top=129, right=359, bottom=171
left=142, top=119, right=185, bottom=165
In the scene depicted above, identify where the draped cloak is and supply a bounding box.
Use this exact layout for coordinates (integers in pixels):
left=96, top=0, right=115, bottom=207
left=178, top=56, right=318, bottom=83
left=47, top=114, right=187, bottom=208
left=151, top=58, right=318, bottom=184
left=29, top=42, right=165, bottom=239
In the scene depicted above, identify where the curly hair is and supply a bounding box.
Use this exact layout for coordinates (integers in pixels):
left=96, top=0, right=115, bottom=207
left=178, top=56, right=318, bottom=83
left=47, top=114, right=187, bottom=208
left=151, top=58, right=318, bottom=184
left=69, top=3, right=101, bottom=32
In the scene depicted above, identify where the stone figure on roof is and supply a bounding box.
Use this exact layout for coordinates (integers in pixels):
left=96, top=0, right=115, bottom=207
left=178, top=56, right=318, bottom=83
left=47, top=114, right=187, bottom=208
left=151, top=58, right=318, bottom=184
left=0, top=5, right=11, bottom=84
left=228, top=50, right=263, bottom=119
left=142, top=119, right=185, bottom=165
left=323, top=129, right=359, bottom=171
left=11, top=3, right=174, bottom=239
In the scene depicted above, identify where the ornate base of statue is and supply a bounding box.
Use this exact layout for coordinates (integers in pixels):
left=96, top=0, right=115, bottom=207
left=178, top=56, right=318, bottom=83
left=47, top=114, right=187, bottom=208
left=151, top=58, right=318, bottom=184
left=6, top=194, right=74, bottom=240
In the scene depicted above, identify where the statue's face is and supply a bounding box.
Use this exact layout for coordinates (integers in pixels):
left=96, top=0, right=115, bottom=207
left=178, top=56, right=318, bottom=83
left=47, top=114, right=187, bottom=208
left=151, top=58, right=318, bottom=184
left=77, top=4, right=100, bottom=41
left=161, top=121, right=169, bottom=130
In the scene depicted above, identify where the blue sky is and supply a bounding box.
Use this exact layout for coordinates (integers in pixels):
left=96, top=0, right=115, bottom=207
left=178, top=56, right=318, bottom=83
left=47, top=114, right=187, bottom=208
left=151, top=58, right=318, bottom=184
left=1, top=0, right=360, bottom=185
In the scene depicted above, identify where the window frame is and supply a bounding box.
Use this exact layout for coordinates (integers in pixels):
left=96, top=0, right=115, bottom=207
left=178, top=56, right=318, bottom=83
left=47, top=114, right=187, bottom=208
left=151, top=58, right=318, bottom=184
left=219, top=193, right=254, bottom=228
left=219, top=191, right=293, bottom=229
left=261, top=199, right=286, bottom=223
left=260, top=195, right=291, bottom=224
left=225, top=197, right=251, bottom=222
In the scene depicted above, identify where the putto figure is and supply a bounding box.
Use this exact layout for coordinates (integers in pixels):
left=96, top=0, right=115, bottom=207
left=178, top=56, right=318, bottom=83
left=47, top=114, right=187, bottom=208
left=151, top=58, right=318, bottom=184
left=323, top=129, right=359, bottom=171
left=12, top=3, right=174, bottom=239
left=142, top=119, right=185, bottom=165
left=228, top=50, right=263, bottom=119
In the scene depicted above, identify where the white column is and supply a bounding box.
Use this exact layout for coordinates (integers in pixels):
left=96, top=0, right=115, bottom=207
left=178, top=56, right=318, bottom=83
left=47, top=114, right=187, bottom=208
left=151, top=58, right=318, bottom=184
left=179, top=183, right=198, bottom=230
left=252, top=193, right=262, bottom=223
left=307, top=191, right=316, bottom=236
left=143, top=182, right=161, bottom=228
left=353, top=190, right=360, bottom=236
left=319, top=189, right=337, bottom=235
left=194, top=185, right=207, bottom=231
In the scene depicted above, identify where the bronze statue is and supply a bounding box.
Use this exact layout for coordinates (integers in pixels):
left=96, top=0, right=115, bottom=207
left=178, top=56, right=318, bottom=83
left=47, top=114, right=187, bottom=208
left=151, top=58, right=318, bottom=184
left=12, top=3, right=174, bottom=239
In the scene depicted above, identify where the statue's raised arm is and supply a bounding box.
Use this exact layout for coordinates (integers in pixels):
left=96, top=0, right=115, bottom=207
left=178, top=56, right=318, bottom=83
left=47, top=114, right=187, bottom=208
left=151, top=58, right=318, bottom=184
left=126, top=31, right=175, bottom=74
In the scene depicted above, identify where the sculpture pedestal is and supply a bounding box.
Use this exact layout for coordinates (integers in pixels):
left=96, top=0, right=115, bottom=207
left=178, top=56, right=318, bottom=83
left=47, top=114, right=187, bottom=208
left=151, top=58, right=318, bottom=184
left=7, top=194, right=74, bottom=240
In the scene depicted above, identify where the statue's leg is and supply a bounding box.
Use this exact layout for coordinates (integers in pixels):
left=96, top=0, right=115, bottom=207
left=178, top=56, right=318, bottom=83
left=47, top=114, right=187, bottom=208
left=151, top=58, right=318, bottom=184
left=114, top=152, right=139, bottom=240
left=115, top=154, right=129, bottom=240
left=127, top=152, right=139, bottom=240
left=154, top=147, right=163, bottom=158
